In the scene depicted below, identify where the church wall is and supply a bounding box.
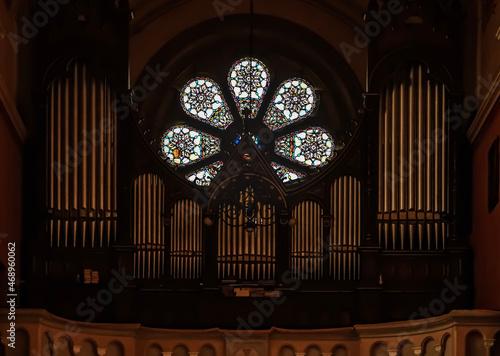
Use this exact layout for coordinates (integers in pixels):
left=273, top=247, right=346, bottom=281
left=471, top=102, right=500, bottom=310
left=0, top=0, right=22, bottom=308
left=128, top=0, right=366, bottom=89
left=0, top=109, right=22, bottom=305
left=0, top=0, right=19, bottom=96
left=467, top=0, right=500, bottom=311
left=479, top=0, right=500, bottom=84
left=0, top=110, right=22, bottom=231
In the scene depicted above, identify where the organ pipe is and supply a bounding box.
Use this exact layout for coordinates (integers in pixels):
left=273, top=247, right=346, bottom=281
left=170, top=199, right=202, bottom=279
left=330, top=176, right=361, bottom=280
left=378, top=63, right=449, bottom=250
left=218, top=187, right=276, bottom=281
left=133, top=174, right=165, bottom=279
left=46, top=59, right=117, bottom=248
left=291, top=201, right=323, bottom=280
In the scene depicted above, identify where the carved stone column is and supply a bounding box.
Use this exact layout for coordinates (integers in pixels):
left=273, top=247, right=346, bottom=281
left=485, top=339, right=496, bottom=352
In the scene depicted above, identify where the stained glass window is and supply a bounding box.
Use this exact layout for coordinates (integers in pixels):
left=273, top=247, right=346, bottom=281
left=264, top=78, right=316, bottom=130
left=186, top=161, right=224, bottom=186
left=271, top=162, right=305, bottom=183
left=181, top=78, right=233, bottom=129
left=275, top=127, right=334, bottom=167
left=252, top=135, right=262, bottom=149
left=228, top=57, right=270, bottom=119
left=161, top=58, right=344, bottom=186
left=235, top=134, right=262, bottom=149
left=161, top=125, right=220, bottom=166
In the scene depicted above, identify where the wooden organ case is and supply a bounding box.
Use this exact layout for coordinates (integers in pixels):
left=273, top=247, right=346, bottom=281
left=21, top=0, right=472, bottom=329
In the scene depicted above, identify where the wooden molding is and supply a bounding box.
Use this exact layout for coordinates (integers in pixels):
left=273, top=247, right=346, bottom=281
left=467, top=68, right=500, bottom=143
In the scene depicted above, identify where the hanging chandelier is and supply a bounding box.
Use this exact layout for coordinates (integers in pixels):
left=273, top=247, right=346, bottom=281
left=218, top=185, right=275, bottom=233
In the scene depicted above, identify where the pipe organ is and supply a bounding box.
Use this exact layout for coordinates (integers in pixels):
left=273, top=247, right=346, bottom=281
left=217, top=187, right=276, bottom=281
left=133, top=173, right=166, bottom=279
left=43, top=60, right=450, bottom=282
left=291, top=201, right=324, bottom=280
left=378, top=63, right=449, bottom=251
left=40, top=52, right=454, bottom=292
left=170, top=199, right=203, bottom=279
left=330, top=176, right=361, bottom=280
left=24, top=0, right=474, bottom=330
left=46, top=59, right=117, bottom=249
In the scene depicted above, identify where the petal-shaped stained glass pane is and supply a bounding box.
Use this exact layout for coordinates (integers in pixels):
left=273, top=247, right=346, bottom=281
left=186, top=161, right=224, bottom=186
left=228, top=57, right=270, bottom=119
left=264, top=78, right=316, bottom=130
left=161, top=125, right=220, bottom=166
left=181, top=78, right=233, bottom=129
left=271, top=162, right=306, bottom=183
left=275, top=127, right=334, bottom=167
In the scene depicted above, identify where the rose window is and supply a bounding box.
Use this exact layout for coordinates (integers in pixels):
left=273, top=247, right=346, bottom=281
left=160, top=57, right=342, bottom=186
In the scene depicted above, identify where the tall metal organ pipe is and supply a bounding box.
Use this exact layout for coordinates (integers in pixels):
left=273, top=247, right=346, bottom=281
left=378, top=63, right=449, bottom=250
left=46, top=59, right=117, bottom=249
left=218, top=187, right=276, bottom=281
left=170, top=199, right=202, bottom=279
left=133, top=174, right=166, bottom=279
left=291, top=201, right=324, bottom=280
left=330, top=176, right=361, bottom=280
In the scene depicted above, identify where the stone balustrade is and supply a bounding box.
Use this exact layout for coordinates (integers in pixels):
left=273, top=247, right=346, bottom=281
left=1, top=309, right=499, bottom=356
